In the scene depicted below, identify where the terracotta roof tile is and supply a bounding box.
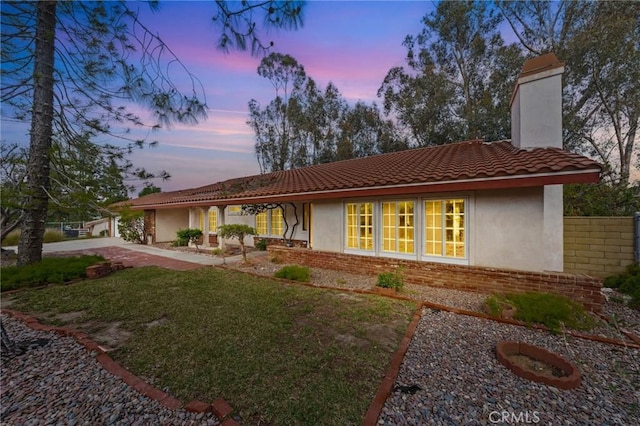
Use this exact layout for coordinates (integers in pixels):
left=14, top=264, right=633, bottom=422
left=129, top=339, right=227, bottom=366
left=124, top=140, right=601, bottom=208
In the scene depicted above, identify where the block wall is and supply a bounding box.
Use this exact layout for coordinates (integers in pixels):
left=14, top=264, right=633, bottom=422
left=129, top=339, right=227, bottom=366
left=564, top=217, right=635, bottom=278
left=268, top=246, right=604, bottom=313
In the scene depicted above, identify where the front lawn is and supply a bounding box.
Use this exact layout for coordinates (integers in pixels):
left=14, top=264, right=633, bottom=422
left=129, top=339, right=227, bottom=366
left=7, top=266, right=416, bottom=425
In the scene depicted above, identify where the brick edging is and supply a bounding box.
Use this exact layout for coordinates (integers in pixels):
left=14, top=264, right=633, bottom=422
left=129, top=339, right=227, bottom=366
left=362, top=305, right=423, bottom=426
left=1, top=309, right=240, bottom=424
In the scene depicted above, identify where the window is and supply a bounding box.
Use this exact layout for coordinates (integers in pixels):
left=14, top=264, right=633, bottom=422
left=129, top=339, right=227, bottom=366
left=425, top=199, right=465, bottom=259
left=382, top=201, right=414, bottom=254
left=255, top=208, right=283, bottom=237
left=255, top=212, right=268, bottom=235
left=227, top=205, right=242, bottom=214
left=271, top=208, right=283, bottom=236
left=209, top=209, right=217, bottom=232
left=302, top=203, right=310, bottom=231
left=198, top=209, right=217, bottom=233
left=346, top=202, right=373, bottom=251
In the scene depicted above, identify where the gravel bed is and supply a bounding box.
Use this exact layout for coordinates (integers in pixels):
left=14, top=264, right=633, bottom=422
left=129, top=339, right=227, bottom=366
left=0, top=315, right=219, bottom=426
left=380, top=308, right=640, bottom=425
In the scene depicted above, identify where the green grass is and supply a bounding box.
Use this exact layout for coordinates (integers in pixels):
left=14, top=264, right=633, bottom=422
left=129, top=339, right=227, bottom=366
left=376, top=268, right=404, bottom=291
left=1, top=255, right=105, bottom=291
left=485, top=292, right=596, bottom=333
left=8, top=267, right=416, bottom=425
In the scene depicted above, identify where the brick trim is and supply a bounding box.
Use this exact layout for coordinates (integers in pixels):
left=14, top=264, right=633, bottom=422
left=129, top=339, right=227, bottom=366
left=267, top=247, right=604, bottom=313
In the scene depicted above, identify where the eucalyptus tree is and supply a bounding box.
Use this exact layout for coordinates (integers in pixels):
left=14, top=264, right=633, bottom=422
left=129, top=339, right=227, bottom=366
left=498, top=0, right=639, bottom=185
left=248, top=52, right=309, bottom=172
left=379, top=0, right=523, bottom=146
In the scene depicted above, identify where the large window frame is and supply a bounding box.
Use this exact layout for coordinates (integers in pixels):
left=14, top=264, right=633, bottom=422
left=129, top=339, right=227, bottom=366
left=342, top=196, right=470, bottom=264
left=255, top=207, right=284, bottom=238
left=198, top=208, right=218, bottom=234
left=423, top=198, right=467, bottom=262
left=345, top=202, right=374, bottom=252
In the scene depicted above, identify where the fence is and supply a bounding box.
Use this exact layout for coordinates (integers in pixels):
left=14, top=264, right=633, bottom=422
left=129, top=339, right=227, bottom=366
left=45, top=222, right=88, bottom=238
left=563, top=217, right=635, bottom=278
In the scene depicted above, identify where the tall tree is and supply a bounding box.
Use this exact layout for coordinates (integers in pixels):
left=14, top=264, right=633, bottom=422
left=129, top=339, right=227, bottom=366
left=498, top=0, right=639, bottom=185
left=2, top=1, right=307, bottom=265
left=248, top=53, right=309, bottom=172
left=379, top=0, right=524, bottom=145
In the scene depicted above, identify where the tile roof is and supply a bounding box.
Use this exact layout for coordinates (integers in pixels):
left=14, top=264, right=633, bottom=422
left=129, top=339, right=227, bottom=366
left=124, top=140, right=601, bottom=209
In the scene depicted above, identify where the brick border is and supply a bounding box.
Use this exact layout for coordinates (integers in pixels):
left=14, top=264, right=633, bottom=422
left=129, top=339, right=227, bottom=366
left=268, top=246, right=605, bottom=313
left=1, top=309, right=237, bottom=423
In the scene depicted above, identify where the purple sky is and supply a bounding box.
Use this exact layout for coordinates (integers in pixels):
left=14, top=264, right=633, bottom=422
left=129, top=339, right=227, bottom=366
left=1, top=1, right=433, bottom=193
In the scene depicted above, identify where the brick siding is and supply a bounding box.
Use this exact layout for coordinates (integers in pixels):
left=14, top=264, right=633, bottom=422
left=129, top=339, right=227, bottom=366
left=564, top=217, right=635, bottom=278
left=268, top=246, right=604, bottom=313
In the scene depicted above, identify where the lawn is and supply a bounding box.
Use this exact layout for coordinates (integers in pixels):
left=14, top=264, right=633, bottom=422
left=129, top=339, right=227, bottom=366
left=6, top=266, right=416, bottom=425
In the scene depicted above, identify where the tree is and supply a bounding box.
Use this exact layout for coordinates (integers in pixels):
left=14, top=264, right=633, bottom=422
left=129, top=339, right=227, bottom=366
left=3, top=1, right=308, bottom=266
left=138, top=184, right=161, bottom=198
left=498, top=0, right=640, bottom=185
left=217, top=224, right=256, bottom=263
left=248, top=53, right=309, bottom=172
left=0, top=143, right=27, bottom=242
left=117, top=206, right=145, bottom=244
left=213, top=1, right=305, bottom=55
left=379, top=0, right=524, bottom=145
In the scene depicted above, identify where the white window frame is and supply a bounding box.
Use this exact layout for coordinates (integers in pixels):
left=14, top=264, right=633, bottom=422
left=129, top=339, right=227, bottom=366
left=421, top=196, right=469, bottom=265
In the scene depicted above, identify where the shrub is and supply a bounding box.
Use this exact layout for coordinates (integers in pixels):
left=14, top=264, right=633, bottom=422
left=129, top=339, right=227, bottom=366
left=1, top=255, right=105, bottom=292
left=255, top=238, right=268, bottom=251
left=218, top=224, right=256, bottom=263
left=604, top=263, right=640, bottom=308
left=485, top=292, right=595, bottom=333
left=376, top=267, right=404, bottom=291
left=275, top=265, right=311, bottom=282
left=176, top=228, right=203, bottom=247
left=118, top=207, right=146, bottom=243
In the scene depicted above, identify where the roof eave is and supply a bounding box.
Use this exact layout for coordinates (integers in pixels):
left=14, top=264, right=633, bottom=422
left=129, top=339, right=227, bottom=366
left=128, top=169, right=600, bottom=210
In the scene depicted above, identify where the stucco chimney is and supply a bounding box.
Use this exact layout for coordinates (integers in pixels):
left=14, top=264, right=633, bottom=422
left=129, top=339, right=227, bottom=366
left=510, top=53, right=565, bottom=149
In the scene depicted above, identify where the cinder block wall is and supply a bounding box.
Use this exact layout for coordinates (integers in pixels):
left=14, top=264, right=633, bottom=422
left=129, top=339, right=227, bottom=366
left=564, top=217, right=635, bottom=278
left=268, top=246, right=604, bottom=313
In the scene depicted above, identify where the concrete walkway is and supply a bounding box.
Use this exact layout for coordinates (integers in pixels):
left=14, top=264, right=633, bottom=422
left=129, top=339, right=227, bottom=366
left=4, top=238, right=263, bottom=269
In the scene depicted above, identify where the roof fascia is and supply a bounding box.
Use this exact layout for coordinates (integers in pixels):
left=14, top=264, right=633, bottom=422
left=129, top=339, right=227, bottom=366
left=130, top=168, right=600, bottom=210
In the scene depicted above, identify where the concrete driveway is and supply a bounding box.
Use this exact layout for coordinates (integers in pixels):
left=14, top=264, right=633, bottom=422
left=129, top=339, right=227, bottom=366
left=3, top=238, right=258, bottom=270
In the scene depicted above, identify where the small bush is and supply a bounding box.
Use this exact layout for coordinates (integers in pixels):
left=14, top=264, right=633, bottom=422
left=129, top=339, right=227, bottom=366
left=172, top=239, right=189, bottom=247
left=376, top=268, right=404, bottom=291
left=275, top=265, right=311, bottom=282
left=255, top=238, right=268, bottom=251
left=486, top=292, right=595, bottom=333
left=1, top=255, right=105, bottom=292
left=176, top=228, right=203, bottom=246
left=1, top=230, right=20, bottom=246
left=604, top=263, right=640, bottom=308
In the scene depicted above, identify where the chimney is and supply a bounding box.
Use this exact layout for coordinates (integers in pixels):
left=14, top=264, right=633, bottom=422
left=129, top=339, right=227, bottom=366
left=510, top=53, right=565, bottom=149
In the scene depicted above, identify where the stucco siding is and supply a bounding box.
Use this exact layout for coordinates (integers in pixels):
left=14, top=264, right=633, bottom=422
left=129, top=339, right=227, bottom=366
left=310, top=201, right=342, bottom=252
left=155, top=208, right=188, bottom=242
left=474, top=187, right=546, bottom=272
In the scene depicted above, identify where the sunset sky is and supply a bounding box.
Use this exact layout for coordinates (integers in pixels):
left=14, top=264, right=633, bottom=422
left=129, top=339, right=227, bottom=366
left=2, top=1, right=434, bottom=193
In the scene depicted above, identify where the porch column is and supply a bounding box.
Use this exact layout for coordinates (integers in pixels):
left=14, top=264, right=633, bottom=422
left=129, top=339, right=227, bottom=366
left=201, top=207, right=210, bottom=247
left=217, top=205, right=226, bottom=250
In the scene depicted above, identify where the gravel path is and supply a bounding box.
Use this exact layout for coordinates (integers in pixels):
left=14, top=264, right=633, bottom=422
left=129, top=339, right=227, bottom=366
left=380, top=308, right=640, bottom=425
left=0, top=315, right=219, bottom=426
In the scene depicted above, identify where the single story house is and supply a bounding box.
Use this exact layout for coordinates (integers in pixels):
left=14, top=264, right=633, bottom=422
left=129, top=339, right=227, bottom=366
left=122, top=53, right=604, bottom=311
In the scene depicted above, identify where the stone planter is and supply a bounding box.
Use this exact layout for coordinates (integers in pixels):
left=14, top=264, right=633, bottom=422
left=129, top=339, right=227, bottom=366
left=496, top=341, right=581, bottom=390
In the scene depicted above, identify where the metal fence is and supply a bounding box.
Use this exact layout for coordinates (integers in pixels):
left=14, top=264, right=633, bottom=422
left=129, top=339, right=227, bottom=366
left=45, top=222, right=88, bottom=238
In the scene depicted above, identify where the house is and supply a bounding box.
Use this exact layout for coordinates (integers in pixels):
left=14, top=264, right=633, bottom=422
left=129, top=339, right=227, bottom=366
left=123, top=53, right=604, bottom=311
